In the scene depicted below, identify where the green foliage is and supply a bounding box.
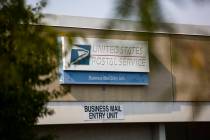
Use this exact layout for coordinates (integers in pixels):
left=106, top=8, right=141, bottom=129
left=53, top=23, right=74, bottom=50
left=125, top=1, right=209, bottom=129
left=0, top=0, right=60, bottom=139
left=114, top=0, right=172, bottom=31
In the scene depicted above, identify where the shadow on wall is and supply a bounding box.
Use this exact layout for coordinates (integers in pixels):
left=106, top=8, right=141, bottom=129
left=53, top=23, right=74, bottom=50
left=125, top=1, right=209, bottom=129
left=171, top=35, right=210, bottom=101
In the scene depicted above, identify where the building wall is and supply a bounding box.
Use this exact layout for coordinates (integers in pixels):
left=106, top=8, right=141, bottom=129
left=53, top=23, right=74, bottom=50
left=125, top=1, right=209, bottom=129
left=49, top=27, right=210, bottom=102
left=37, top=15, right=210, bottom=140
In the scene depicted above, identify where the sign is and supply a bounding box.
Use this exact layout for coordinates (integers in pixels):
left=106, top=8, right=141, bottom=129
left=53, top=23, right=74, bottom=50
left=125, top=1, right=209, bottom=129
left=59, top=71, right=149, bottom=85
left=83, top=105, right=124, bottom=120
left=59, top=36, right=149, bottom=85
left=62, top=37, right=149, bottom=72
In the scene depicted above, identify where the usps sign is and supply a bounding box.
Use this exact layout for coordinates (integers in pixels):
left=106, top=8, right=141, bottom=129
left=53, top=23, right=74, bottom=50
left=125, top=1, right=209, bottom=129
left=59, top=37, right=149, bottom=85
left=62, top=37, right=149, bottom=72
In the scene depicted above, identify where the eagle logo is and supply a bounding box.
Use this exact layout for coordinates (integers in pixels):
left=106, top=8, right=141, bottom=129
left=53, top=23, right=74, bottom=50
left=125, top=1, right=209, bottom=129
left=70, top=44, right=90, bottom=65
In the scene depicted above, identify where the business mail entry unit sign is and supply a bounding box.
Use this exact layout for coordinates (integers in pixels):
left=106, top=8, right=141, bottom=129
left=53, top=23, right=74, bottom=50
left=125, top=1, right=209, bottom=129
left=83, top=105, right=124, bottom=121
left=62, top=37, right=149, bottom=72
left=60, top=37, right=149, bottom=85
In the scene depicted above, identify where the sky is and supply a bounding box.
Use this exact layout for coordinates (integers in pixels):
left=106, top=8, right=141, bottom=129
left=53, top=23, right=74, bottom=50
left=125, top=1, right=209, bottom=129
left=27, top=0, right=210, bottom=26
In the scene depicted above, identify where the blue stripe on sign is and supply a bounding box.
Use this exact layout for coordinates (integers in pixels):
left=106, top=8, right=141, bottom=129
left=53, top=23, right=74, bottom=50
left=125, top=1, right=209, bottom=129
left=60, top=71, right=149, bottom=85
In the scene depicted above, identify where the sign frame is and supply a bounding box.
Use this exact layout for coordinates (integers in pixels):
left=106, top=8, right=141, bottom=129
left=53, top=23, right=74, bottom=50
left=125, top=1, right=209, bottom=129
left=59, top=36, right=150, bottom=85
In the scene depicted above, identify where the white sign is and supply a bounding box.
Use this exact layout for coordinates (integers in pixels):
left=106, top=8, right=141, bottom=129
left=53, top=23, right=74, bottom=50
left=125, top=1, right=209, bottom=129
left=62, top=37, right=149, bottom=72
left=83, top=105, right=124, bottom=120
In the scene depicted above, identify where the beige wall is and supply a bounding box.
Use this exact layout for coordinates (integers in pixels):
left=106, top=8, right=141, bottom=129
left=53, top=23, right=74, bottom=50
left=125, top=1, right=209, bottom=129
left=50, top=28, right=210, bottom=101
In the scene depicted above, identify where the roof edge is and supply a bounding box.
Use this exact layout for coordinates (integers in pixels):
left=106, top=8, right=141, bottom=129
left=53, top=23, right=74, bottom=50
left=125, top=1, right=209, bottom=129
left=41, top=14, right=210, bottom=36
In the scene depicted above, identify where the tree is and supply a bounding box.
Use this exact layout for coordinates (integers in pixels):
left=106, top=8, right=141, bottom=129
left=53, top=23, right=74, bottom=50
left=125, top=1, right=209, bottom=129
left=0, top=0, right=62, bottom=139
left=113, top=0, right=163, bottom=31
